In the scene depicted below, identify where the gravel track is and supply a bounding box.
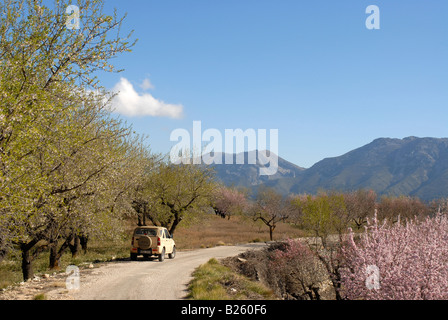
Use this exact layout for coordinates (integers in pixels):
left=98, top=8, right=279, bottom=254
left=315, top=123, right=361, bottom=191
left=72, top=243, right=267, bottom=300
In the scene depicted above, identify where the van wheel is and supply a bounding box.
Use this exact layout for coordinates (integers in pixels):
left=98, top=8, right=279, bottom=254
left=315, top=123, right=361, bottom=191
left=158, top=248, right=165, bottom=262
left=169, top=246, right=176, bottom=259
left=130, top=253, right=137, bottom=261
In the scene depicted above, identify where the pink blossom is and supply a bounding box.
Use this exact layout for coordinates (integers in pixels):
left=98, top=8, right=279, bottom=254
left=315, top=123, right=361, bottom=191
left=341, top=213, right=448, bottom=300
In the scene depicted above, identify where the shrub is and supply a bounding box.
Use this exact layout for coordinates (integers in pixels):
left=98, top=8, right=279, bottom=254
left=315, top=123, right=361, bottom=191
left=224, top=241, right=332, bottom=300
left=270, top=239, right=329, bottom=300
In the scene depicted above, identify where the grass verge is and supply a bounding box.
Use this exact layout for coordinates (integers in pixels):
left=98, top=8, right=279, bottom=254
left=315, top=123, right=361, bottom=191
left=186, top=258, right=276, bottom=300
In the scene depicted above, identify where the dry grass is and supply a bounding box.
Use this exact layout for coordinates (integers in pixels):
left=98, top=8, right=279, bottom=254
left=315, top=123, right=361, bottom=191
left=173, top=214, right=306, bottom=250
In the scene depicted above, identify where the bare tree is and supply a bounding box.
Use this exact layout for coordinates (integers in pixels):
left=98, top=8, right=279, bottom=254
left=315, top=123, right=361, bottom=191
left=249, top=187, right=293, bottom=241
left=344, top=189, right=377, bottom=229
left=377, top=195, right=429, bottom=223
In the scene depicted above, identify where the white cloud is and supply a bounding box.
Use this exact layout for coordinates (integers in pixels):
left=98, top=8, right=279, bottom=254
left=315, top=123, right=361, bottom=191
left=140, top=78, right=154, bottom=90
left=110, top=77, right=184, bottom=118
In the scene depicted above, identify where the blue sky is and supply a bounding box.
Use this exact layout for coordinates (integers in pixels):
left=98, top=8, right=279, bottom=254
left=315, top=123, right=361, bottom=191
left=97, top=0, right=447, bottom=168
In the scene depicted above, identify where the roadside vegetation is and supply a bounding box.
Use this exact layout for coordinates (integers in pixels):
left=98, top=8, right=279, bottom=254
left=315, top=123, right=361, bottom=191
left=187, top=191, right=448, bottom=300
left=187, top=258, right=275, bottom=300
left=0, top=237, right=130, bottom=290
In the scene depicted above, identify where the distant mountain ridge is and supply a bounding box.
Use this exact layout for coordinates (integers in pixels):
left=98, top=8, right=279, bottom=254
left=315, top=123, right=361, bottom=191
left=210, top=137, right=448, bottom=200
left=206, top=150, right=305, bottom=188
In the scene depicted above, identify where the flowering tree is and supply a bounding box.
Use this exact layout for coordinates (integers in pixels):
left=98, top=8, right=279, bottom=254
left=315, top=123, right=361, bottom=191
left=0, top=0, right=135, bottom=279
left=341, top=212, right=448, bottom=300
left=270, top=239, right=328, bottom=300
left=212, top=186, right=248, bottom=220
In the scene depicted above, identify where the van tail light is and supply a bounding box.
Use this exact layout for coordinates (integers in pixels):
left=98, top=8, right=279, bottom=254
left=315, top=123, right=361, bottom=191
left=157, top=237, right=161, bottom=246
left=131, top=237, right=134, bottom=246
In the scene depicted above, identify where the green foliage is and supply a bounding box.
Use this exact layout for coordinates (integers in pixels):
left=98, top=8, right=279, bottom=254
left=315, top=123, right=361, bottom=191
left=131, top=161, right=217, bottom=235
left=0, top=0, right=139, bottom=279
left=187, top=258, right=275, bottom=300
left=293, top=192, right=349, bottom=239
left=0, top=236, right=130, bottom=290
left=33, top=293, right=47, bottom=300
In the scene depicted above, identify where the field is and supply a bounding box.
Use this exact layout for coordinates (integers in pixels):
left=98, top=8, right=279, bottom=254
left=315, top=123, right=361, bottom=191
left=174, top=214, right=306, bottom=249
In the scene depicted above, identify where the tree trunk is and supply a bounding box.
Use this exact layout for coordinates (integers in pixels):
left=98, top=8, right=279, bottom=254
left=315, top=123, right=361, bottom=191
left=0, top=231, right=7, bottom=263
left=69, top=235, right=80, bottom=257
left=49, top=243, right=59, bottom=270
left=79, top=235, right=89, bottom=254
left=168, top=213, right=183, bottom=236
left=49, top=237, right=72, bottom=270
left=20, top=239, right=48, bottom=281
left=310, top=286, right=321, bottom=300
left=316, top=248, right=344, bottom=300
left=332, top=271, right=343, bottom=300
left=0, top=249, right=6, bottom=263
left=21, top=247, right=34, bottom=281
left=269, top=225, right=276, bottom=241
left=145, top=213, right=160, bottom=227
left=20, top=240, right=38, bottom=281
left=137, top=214, right=143, bottom=226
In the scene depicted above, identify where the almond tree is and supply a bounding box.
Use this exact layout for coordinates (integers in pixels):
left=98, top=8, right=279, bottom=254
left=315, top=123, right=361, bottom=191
left=270, top=239, right=328, bottom=300
left=127, top=151, right=162, bottom=227
left=0, top=0, right=135, bottom=279
left=377, top=195, right=429, bottom=223
left=293, top=192, right=350, bottom=299
left=344, top=189, right=377, bottom=229
left=44, top=103, right=150, bottom=269
left=0, top=221, right=10, bottom=263
left=298, top=192, right=348, bottom=246
left=212, top=186, right=248, bottom=220
left=341, top=212, right=448, bottom=300
left=249, top=187, right=293, bottom=241
left=9, top=93, right=143, bottom=273
left=135, top=162, right=216, bottom=235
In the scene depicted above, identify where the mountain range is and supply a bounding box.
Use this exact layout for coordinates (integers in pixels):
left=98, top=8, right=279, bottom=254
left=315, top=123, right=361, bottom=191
left=209, top=137, right=448, bottom=201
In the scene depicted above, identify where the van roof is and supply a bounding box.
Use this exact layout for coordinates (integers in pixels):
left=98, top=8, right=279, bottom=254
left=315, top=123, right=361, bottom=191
left=134, top=226, right=164, bottom=229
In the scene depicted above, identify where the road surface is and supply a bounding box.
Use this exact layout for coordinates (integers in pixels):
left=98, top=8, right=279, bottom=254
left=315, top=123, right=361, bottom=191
left=72, top=243, right=267, bottom=300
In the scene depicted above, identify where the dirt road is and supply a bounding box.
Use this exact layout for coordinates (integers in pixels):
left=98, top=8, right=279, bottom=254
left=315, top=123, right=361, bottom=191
left=71, top=243, right=266, bottom=300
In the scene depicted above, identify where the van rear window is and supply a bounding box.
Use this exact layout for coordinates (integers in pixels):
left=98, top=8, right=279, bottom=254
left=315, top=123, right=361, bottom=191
left=135, top=228, right=158, bottom=236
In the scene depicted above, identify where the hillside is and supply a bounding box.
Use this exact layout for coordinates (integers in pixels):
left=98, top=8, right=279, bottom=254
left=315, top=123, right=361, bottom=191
left=207, top=150, right=305, bottom=189
left=211, top=137, right=448, bottom=200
